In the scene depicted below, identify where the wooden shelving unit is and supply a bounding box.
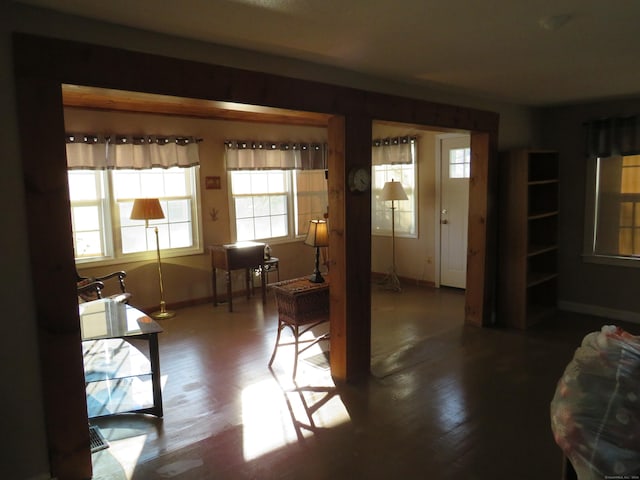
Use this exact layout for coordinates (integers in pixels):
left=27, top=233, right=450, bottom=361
left=498, top=149, right=559, bottom=329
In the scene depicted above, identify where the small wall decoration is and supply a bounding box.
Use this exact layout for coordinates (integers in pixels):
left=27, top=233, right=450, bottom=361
left=205, top=176, right=221, bottom=190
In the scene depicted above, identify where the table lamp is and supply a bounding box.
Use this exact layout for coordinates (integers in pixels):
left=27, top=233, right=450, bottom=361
left=304, top=219, right=329, bottom=283
left=130, top=198, right=176, bottom=319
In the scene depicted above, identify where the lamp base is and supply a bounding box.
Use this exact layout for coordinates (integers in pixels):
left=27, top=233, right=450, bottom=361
left=151, top=309, right=176, bottom=320
left=379, top=269, right=402, bottom=292
left=151, top=301, right=175, bottom=320
left=309, top=271, right=325, bottom=283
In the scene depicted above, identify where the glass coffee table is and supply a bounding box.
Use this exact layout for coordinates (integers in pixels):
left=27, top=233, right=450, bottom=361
left=79, top=299, right=164, bottom=418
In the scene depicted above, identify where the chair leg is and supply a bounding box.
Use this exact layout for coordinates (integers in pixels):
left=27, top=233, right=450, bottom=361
left=268, top=320, right=284, bottom=367
left=292, top=325, right=300, bottom=379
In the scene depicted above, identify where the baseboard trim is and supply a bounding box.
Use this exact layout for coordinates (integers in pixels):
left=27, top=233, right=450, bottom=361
left=559, top=300, right=640, bottom=325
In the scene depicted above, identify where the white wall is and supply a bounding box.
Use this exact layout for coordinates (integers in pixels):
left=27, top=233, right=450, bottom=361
left=2, top=3, right=538, bottom=478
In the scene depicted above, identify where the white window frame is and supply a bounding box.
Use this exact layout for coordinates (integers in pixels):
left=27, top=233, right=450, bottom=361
left=583, top=155, right=640, bottom=268
left=371, top=162, right=417, bottom=238
left=228, top=169, right=328, bottom=243
left=69, top=166, right=203, bottom=266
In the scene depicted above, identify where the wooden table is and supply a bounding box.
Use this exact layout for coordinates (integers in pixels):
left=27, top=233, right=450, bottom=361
left=80, top=299, right=163, bottom=418
left=268, top=275, right=330, bottom=378
left=209, top=242, right=266, bottom=312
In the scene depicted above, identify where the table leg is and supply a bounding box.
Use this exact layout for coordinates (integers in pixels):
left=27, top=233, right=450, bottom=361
left=148, top=333, right=163, bottom=417
left=226, top=269, right=233, bottom=312
left=245, top=268, right=251, bottom=300
left=212, top=267, right=218, bottom=307
left=261, top=265, right=267, bottom=304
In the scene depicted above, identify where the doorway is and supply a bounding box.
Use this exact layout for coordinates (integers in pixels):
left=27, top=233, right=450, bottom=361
left=437, top=134, right=470, bottom=289
left=14, top=33, right=497, bottom=477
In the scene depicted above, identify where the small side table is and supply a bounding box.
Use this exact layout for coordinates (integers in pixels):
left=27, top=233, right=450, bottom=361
left=268, top=275, right=330, bottom=378
left=262, top=257, right=280, bottom=282
left=209, top=242, right=266, bottom=312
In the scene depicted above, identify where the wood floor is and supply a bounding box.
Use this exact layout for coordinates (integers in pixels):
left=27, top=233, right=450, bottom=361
left=88, top=282, right=634, bottom=479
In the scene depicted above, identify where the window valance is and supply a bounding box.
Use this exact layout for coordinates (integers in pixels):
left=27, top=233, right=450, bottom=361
left=66, top=134, right=201, bottom=170
left=224, top=140, right=327, bottom=170
left=372, top=136, right=417, bottom=165
left=584, top=115, right=640, bottom=158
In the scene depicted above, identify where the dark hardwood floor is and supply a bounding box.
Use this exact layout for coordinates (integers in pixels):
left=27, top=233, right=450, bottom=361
left=88, top=282, right=636, bottom=479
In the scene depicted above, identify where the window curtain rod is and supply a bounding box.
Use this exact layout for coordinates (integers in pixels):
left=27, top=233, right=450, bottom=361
left=66, top=134, right=203, bottom=145
left=372, top=135, right=417, bottom=148
left=224, top=140, right=325, bottom=151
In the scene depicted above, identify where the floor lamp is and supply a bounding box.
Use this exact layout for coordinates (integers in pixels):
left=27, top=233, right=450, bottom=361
left=130, top=198, right=176, bottom=320
left=380, top=179, right=407, bottom=292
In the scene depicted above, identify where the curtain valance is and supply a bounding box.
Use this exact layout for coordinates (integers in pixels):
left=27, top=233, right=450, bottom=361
left=225, top=140, right=327, bottom=170
left=584, top=116, right=640, bottom=158
left=372, top=136, right=417, bottom=165
left=66, top=134, right=201, bottom=170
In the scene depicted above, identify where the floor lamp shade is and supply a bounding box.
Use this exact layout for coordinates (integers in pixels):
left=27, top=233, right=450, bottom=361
left=304, top=219, right=329, bottom=283
left=130, top=198, right=175, bottom=319
left=381, top=180, right=408, bottom=202
left=130, top=198, right=165, bottom=223
left=380, top=180, right=407, bottom=292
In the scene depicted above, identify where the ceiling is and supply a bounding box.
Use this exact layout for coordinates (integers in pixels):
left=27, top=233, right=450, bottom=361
left=17, top=0, right=640, bottom=107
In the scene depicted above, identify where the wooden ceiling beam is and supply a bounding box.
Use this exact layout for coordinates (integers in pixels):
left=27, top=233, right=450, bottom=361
left=62, top=84, right=331, bottom=126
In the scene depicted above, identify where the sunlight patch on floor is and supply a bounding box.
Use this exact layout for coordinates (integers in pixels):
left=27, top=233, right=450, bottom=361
left=241, top=372, right=351, bottom=461
left=91, top=432, right=147, bottom=480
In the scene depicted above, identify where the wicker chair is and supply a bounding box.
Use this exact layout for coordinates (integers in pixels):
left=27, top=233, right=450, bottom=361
left=268, top=276, right=330, bottom=378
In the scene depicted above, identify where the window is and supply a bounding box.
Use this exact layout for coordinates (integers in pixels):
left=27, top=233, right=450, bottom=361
left=372, top=163, right=416, bottom=237
left=229, top=169, right=327, bottom=242
left=585, top=154, right=640, bottom=263
left=69, top=166, right=201, bottom=263
left=294, top=169, right=329, bottom=236
left=371, top=135, right=417, bottom=239
left=449, top=147, right=471, bottom=178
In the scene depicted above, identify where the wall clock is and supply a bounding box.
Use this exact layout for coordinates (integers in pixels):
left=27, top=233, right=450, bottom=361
left=348, top=167, right=371, bottom=192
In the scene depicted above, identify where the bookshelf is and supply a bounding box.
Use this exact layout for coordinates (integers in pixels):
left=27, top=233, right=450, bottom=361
left=498, top=149, right=559, bottom=329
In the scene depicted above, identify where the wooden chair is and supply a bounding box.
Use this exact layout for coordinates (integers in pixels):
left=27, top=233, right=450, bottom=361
left=77, top=270, right=131, bottom=303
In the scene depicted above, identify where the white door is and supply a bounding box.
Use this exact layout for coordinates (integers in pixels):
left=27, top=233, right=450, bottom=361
left=440, top=135, right=470, bottom=288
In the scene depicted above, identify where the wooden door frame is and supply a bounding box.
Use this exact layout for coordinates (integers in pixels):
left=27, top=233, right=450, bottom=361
left=13, top=33, right=498, bottom=478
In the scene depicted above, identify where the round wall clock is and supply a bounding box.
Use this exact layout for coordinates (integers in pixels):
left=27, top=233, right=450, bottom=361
left=348, top=167, right=371, bottom=192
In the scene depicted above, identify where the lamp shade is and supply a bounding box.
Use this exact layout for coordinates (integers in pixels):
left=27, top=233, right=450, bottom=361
left=130, top=198, right=165, bottom=220
left=304, top=219, right=329, bottom=247
left=381, top=180, right=408, bottom=201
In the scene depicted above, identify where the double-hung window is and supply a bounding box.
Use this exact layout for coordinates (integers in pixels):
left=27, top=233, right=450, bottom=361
left=226, top=141, right=328, bottom=242
left=583, top=115, right=640, bottom=266
left=67, top=135, right=201, bottom=264
left=230, top=170, right=289, bottom=241
left=229, top=169, right=328, bottom=241
left=371, top=136, right=417, bottom=237
left=585, top=154, right=640, bottom=261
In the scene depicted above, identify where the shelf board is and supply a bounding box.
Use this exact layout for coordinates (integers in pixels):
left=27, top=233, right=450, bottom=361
left=527, top=244, right=558, bottom=257
left=83, top=338, right=151, bottom=383
left=525, top=304, right=557, bottom=326
left=528, top=210, right=559, bottom=220
left=86, top=375, right=154, bottom=418
left=526, top=272, right=558, bottom=287
left=528, top=179, right=558, bottom=186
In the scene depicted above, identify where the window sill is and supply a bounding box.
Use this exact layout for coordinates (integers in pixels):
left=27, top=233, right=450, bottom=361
left=76, top=246, right=204, bottom=268
left=582, top=253, right=640, bottom=268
